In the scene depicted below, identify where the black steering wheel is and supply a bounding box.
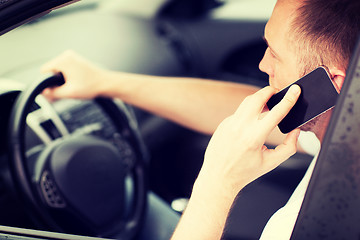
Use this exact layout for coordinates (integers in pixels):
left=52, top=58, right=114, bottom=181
left=8, top=74, right=147, bottom=239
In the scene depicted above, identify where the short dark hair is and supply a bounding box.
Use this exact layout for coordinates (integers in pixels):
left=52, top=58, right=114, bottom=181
left=291, top=0, right=360, bottom=75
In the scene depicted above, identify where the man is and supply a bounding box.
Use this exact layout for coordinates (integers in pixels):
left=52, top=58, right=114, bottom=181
left=171, top=0, right=358, bottom=239
left=41, top=0, right=360, bottom=239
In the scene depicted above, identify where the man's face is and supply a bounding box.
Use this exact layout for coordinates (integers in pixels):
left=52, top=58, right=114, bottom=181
left=259, top=0, right=326, bottom=134
left=259, top=0, right=301, bottom=91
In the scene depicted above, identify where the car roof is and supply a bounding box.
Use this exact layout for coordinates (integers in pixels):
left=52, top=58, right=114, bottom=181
left=0, top=0, right=78, bottom=36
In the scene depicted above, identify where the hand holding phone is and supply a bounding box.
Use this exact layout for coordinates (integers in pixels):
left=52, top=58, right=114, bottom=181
left=266, top=66, right=339, bottom=134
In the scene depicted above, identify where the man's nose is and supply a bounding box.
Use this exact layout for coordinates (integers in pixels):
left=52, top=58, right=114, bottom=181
left=259, top=48, right=272, bottom=77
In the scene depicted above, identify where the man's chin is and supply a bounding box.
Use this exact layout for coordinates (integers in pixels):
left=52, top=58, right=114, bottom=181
left=299, top=117, right=319, bottom=132
left=299, top=109, right=333, bottom=133
left=300, top=123, right=315, bottom=132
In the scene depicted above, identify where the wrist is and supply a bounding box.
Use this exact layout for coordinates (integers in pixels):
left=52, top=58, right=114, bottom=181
left=95, top=69, right=117, bottom=98
left=194, top=167, right=247, bottom=200
left=176, top=175, right=238, bottom=238
left=98, top=70, right=145, bottom=100
left=192, top=171, right=240, bottom=207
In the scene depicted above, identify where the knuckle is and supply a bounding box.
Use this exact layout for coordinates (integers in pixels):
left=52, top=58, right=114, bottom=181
left=63, top=49, right=75, bottom=56
left=284, top=144, right=297, bottom=157
left=61, top=50, right=78, bottom=62
left=290, top=145, right=297, bottom=155
left=264, top=85, right=275, bottom=93
left=239, top=134, right=262, bottom=151
left=243, top=95, right=254, bottom=104
left=283, top=96, right=296, bottom=105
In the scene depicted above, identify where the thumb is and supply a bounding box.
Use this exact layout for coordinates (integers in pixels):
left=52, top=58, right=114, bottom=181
left=42, top=85, right=69, bottom=101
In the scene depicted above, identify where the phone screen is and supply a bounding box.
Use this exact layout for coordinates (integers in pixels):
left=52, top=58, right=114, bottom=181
left=266, top=66, right=339, bottom=134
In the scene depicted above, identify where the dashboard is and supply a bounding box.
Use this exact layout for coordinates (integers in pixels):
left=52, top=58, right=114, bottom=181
left=0, top=87, right=136, bottom=159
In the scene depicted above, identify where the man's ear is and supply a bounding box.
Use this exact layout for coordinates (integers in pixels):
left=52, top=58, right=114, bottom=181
left=328, top=67, right=346, bottom=92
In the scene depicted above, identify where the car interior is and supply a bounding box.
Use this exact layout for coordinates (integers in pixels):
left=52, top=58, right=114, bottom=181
left=0, top=0, right=355, bottom=239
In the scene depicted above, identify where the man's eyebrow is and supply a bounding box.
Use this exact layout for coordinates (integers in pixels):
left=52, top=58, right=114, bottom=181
left=262, top=36, right=280, bottom=59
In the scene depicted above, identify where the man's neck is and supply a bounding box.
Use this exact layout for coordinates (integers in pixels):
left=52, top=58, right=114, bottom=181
left=313, top=112, right=333, bottom=144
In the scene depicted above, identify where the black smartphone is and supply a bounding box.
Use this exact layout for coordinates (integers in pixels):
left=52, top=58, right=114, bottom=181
left=266, top=66, right=339, bottom=134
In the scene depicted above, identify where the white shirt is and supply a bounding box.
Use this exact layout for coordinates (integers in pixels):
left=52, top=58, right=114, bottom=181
left=259, top=131, right=320, bottom=240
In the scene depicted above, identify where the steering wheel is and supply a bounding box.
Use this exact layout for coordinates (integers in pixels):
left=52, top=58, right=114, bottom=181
left=8, top=74, right=147, bottom=239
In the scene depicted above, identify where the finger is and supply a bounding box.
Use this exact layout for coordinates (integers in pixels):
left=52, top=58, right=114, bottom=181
left=234, top=86, right=276, bottom=116
left=40, top=50, right=74, bottom=74
left=263, top=128, right=300, bottom=169
left=41, top=88, right=55, bottom=102
left=262, top=84, right=301, bottom=134
left=42, top=86, right=65, bottom=100
left=40, top=57, right=63, bottom=74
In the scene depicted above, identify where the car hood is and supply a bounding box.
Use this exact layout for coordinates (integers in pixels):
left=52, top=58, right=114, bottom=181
left=0, top=0, right=79, bottom=36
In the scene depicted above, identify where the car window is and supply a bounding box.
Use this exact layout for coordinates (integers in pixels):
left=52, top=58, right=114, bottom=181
left=291, top=39, right=360, bottom=239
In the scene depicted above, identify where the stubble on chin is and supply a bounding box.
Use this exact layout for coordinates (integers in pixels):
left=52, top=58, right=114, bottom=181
left=299, top=109, right=332, bottom=134
left=299, top=115, right=320, bottom=132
